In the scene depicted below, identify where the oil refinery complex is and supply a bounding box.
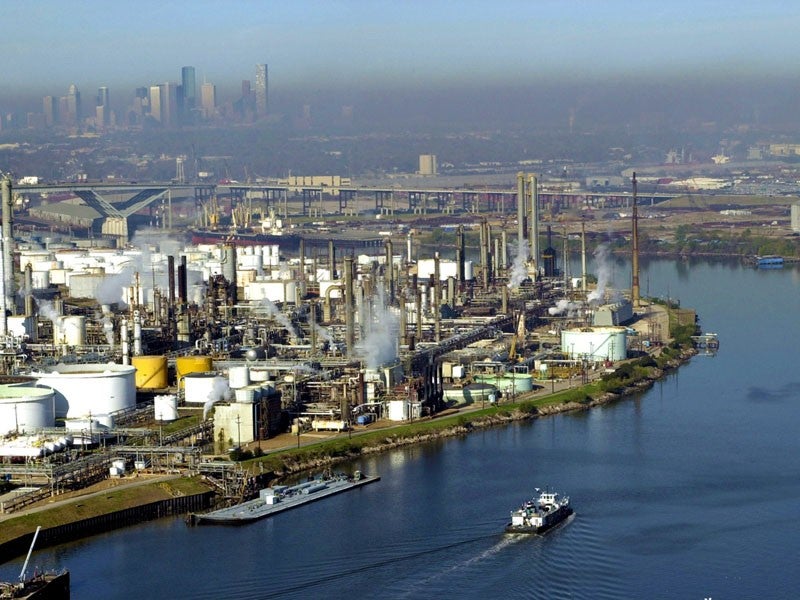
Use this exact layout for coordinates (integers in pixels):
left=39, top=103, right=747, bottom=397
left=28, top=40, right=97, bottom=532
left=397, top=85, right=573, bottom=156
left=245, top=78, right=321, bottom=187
left=0, top=173, right=675, bottom=512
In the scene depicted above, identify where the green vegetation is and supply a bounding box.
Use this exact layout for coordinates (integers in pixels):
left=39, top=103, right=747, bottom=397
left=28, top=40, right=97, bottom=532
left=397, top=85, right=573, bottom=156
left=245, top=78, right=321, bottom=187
left=0, top=477, right=209, bottom=546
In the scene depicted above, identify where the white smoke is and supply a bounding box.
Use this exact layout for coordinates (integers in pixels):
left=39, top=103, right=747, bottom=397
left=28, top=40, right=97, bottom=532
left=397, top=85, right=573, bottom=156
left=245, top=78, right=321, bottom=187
left=588, top=243, right=615, bottom=305
left=36, top=299, right=62, bottom=341
left=256, top=298, right=299, bottom=339
left=548, top=298, right=582, bottom=317
left=357, top=288, right=399, bottom=369
left=203, top=376, right=232, bottom=420
left=98, top=307, right=115, bottom=348
left=313, top=323, right=333, bottom=344
left=507, top=238, right=530, bottom=289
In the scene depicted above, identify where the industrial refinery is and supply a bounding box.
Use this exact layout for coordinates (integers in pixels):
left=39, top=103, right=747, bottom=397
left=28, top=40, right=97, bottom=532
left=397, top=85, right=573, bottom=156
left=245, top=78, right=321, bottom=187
left=0, top=172, right=657, bottom=510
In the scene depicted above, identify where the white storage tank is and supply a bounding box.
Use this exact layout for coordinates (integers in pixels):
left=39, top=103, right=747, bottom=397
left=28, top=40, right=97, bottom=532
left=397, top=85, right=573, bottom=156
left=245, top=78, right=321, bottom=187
left=31, top=270, right=50, bottom=289
left=59, top=316, right=87, bottom=346
left=0, top=385, right=56, bottom=433
left=32, top=363, right=136, bottom=419
left=387, top=399, right=408, bottom=421
left=561, top=326, right=628, bottom=362
left=228, top=365, right=250, bottom=389
left=184, top=372, right=229, bottom=404
left=154, top=394, right=178, bottom=421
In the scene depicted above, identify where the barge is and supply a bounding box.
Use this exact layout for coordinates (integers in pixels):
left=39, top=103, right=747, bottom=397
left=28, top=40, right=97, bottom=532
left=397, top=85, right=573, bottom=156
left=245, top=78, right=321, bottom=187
left=192, top=472, right=379, bottom=525
left=505, top=489, right=573, bottom=534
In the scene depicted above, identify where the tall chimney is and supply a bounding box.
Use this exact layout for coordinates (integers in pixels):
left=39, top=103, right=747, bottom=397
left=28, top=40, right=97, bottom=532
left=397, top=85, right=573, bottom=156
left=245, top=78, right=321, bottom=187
left=344, top=256, right=355, bottom=356
left=328, top=240, right=336, bottom=280
left=516, top=172, right=526, bottom=244
left=433, top=253, right=441, bottom=342
left=528, top=174, right=539, bottom=272
left=457, top=225, right=465, bottom=283
left=631, top=173, right=641, bottom=308
left=385, top=239, right=394, bottom=303
left=178, top=256, right=188, bottom=306
left=1, top=176, right=14, bottom=321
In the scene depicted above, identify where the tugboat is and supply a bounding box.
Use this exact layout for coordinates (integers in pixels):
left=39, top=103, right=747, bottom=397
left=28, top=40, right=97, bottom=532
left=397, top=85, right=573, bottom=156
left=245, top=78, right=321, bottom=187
left=505, top=489, right=573, bottom=534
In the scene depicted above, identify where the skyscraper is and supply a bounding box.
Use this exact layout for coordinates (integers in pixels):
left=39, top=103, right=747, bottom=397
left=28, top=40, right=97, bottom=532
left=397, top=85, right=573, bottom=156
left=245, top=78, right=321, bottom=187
left=161, top=82, right=179, bottom=128
left=42, top=96, right=57, bottom=127
left=149, top=85, right=162, bottom=123
left=181, top=66, right=196, bottom=110
left=97, top=86, right=110, bottom=126
left=201, top=82, right=216, bottom=119
left=65, top=84, right=81, bottom=127
left=255, top=64, right=268, bottom=118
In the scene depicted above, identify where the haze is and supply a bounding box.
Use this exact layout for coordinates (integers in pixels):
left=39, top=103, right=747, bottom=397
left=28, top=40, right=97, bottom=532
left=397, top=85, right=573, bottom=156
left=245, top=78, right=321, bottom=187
left=2, top=0, right=800, bottom=135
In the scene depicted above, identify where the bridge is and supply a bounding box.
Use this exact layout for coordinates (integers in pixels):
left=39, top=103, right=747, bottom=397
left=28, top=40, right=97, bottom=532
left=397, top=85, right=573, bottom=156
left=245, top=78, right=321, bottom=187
left=14, top=181, right=680, bottom=239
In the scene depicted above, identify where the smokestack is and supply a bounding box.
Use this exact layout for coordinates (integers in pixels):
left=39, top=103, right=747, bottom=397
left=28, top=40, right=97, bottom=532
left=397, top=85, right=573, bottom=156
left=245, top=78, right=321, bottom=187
left=434, top=253, right=441, bottom=342
left=399, top=293, right=407, bottom=346
left=457, top=225, right=465, bottom=284
left=480, top=221, right=489, bottom=291
left=528, top=174, right=539, bottom=272
left=581, top=221, right=588, bottom=294
left=178, top=256, right=188, bottom=306
left=516, top=172, right=526, bottom=244
left=299, top=239, right=306, bottom=299
left=167, top=256, right=176, bottom=307
left=344, top=256, right=354, bottom=356
left=501, top=230, right=508, bottom=271
left=24, top=263, right=33, bottom=317
left=1, top=176, right=14, bottom=325
left=385, top=239, right=394, bottom=303
left=329, top=240, right=336, bottom=280
left=631, top=173, right=641, bottom=308
left=309, top=299, right=317, bottom=352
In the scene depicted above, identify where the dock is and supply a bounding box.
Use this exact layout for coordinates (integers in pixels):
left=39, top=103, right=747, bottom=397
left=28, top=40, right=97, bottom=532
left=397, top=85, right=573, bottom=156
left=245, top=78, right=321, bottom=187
left=191, top=474, right=380, bottom=525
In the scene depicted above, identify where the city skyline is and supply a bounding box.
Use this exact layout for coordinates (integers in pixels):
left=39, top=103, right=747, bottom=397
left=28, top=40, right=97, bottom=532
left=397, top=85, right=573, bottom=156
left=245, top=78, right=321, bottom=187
left=4, top=1, right=800, bottom=97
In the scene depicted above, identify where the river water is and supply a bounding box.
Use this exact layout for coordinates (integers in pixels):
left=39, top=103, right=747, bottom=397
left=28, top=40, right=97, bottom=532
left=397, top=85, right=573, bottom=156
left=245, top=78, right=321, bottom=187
left=2, top=257, right=800, bottom=599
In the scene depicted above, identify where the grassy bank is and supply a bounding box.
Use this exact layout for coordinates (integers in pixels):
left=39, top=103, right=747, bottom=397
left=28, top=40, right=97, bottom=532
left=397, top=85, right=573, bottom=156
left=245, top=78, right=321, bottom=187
left=0, top=477, right=210, bottom=547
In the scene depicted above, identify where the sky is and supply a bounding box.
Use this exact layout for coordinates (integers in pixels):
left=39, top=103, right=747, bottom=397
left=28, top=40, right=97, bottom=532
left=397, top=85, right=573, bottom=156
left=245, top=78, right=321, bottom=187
left=5, top=0, right=800, bottom=100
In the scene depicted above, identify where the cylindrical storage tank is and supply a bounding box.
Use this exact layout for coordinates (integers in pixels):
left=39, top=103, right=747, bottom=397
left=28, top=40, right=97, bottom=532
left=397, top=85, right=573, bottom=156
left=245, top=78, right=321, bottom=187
left=387, top=399, right=408, bottom=421
left=31, top=270, right=50, bottom=289
left=228, top=365, right=250, bottom=389
left=249, top=368, right=269, bottom=382
left=560, top=326, right=628, bottom=362
left=154, top=394, right=179, bottom=421
left=184, top=372, right=225, bottom=404
left=95, top=413, right=114, bottom=429
left=132, top=355, right=169, bottom=389
left=234, top=387, right=255, bottom=403
left=0, top=385, right=56, bottom=433
left=61, top=316, right=87, bottom=346
left=499, top=373, right=533, bottom=393
left=176, top=356, right=214, bottom=388
left=32, top=363, right=136, bottom=418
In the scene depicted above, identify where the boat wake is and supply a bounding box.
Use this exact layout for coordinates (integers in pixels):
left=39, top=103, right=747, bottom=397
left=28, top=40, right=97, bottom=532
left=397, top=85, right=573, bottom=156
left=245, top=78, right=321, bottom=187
left=259, top=533, right=498, bottom=599
left=396, top=535, right=522, bottom=598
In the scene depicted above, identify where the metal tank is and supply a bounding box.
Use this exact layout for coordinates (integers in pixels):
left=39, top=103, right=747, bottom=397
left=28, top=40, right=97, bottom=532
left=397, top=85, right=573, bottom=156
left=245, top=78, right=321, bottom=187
left=176, top=356, right=213, bottom=388
left=0, top=385, right=56, bottom=433
left=561, top=326, right=628, bottom=362
left=32, top=363, right=136, bottom=418
left=154, top=394, right=179, bottom=421
left=59, top=316, right=87, bottom=346
left=184, top=372, right=227, bottom=404
left=228, top=365, right=250, bottom=389
left=132, top=355, right=169, bottom=389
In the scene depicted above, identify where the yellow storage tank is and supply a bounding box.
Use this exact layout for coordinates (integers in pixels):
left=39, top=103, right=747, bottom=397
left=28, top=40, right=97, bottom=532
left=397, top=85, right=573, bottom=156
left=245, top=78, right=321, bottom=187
left=176, top=355, right=214, bottom=388
left=132, top=355, right=169, bottom=390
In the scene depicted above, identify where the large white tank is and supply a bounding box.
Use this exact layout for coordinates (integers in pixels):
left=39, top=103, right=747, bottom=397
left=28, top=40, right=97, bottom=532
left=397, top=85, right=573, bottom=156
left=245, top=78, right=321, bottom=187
left=59, top=316, right=87, bottom=346
left=228, top=366, right=250, bottom=389
left=184, top=372, right=229, bottom=404
left=561, top=326, right=628, bottom=361
left=154, top=394, right=179, bottom=421
left=32, top=363, right=136, bottom=418
left=0, top=385, right=56, bottom=433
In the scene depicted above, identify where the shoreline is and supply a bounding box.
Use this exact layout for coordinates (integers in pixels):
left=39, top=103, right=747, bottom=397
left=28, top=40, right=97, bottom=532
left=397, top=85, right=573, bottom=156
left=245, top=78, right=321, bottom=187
left=0, top=345, right=697, bottom=563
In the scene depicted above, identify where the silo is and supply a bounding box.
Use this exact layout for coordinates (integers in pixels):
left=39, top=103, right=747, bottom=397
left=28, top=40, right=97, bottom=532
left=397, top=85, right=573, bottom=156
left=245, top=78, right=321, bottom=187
left=132, top=355, right=169, bottom=389
left=32, top=363, right=136, bottom=418
left=176, top=355, right=213, bottom=388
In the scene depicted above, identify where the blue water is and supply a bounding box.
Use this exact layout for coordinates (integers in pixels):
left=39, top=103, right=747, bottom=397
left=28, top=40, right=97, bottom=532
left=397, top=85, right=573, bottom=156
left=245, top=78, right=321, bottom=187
left=2, top=257, right=799, bottom=599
